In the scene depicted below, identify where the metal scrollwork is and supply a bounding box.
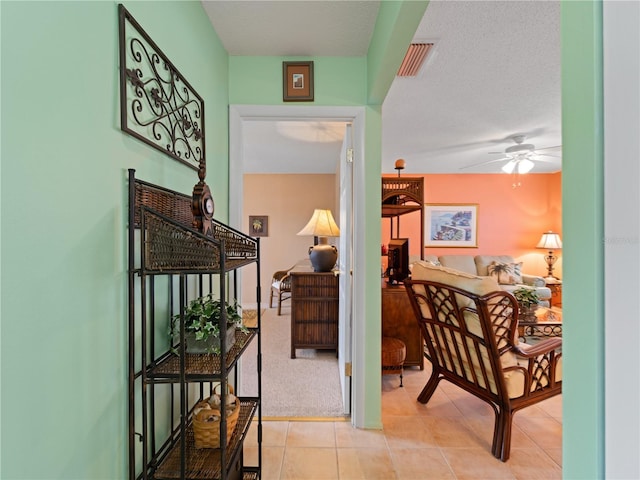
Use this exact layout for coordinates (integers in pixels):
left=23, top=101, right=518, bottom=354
left=119, top=5, right=204, bottom=171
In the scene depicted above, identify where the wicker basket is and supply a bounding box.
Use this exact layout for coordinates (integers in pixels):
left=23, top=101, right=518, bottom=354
left=192, top=385, right=240, bottom=449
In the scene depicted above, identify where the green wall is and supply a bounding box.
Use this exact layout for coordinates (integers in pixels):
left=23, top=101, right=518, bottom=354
left=561, top=1, right=605, bottom=478
left=0, top=1, right=227, bottom=478
left=229, top=56, right=366, bottom=105
left=0, top=0, right=608, bottom=478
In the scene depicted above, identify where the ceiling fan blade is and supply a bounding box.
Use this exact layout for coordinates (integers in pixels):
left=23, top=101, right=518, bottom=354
left=529, top=156, right=560, bottom=164
left=459, top=157, right=509, bottom=170
left=535, top=144, right=562, bottom=151
left=534, top=152, right=562, bottom=158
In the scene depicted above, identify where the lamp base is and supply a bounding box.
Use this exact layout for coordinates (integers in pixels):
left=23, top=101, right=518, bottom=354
left=308, top=238, right=338, bottom=272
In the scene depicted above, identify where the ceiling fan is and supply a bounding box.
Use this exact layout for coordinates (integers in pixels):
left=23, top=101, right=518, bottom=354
left=461, top=135, right=561, bottom=173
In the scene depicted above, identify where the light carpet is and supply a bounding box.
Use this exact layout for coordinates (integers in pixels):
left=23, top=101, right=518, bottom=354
left=239, top=307, right=345, bottom=418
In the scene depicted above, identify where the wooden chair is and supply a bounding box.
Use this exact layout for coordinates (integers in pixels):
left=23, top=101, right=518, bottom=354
left=404, top=261, right=562, bottom=461
left=269, top=266, right=294, bottom=315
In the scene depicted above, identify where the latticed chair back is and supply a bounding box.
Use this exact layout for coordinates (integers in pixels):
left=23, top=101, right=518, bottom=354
left=406, top=280, right=520, bottom=399
left=404, top=261, right=562, bottom=461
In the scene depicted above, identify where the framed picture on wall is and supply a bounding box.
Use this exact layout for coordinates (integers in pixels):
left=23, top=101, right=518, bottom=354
left=425, top=204, right=478, bottom=247
left=249, top=215, right=268, bottom=237
left=283, top=61, right=314, bottom=102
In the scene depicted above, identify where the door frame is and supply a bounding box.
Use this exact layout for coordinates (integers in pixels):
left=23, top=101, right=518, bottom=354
left=229, top=104, right=367, bottom=424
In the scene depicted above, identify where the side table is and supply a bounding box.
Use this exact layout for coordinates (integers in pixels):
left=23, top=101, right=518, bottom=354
left=518, top=306, right=562, bottom=343
left=546, top=280, right=562, bottom=307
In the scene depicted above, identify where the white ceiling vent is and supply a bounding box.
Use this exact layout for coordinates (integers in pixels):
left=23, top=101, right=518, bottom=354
left=397, top=43, right=434, bottom=77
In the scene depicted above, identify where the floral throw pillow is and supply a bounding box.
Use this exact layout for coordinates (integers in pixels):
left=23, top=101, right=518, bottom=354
left=487, top=261, right=523, bottom=285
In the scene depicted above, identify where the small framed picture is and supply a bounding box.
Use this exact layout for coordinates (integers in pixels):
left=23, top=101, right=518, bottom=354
left=249, top=215, right=268, bottom=237
left=425, top=204, right=479, bottom=248
left=283, top=61, right=314, bottom=102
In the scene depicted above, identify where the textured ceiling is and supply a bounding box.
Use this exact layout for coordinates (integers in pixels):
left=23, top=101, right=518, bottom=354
left=202, top=0, right=561, bottom=175
left=202, top=1, right=380, bottom=56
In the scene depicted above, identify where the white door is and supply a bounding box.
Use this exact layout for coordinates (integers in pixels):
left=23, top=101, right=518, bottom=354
left=338, top=123, right=353, bottom=414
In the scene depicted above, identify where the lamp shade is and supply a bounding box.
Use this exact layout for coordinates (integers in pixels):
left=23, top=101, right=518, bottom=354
left=297, top=209, right=340, bottom=237
left=536, top=231, right=562, bottom=250
left=297, top=209, right=340, bottom=272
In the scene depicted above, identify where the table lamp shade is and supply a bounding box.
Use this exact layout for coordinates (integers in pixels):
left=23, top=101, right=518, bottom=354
left=297, top=209, right=340, bottom=272
left=536, top=231, right=562, bottom=279
left=536, top=231, right=562, bottom=250
left=297, top=209, right=340, bottom=237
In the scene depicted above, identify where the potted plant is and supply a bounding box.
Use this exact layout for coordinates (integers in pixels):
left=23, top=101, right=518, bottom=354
left=170, top=293, right=245, bottom=354
left=512, top=287, right=540, bottom=321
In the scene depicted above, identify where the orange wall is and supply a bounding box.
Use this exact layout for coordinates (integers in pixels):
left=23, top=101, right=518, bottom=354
left=242, top=173, right=338, bottom=306
left=382, top=173, right=562, bottom=278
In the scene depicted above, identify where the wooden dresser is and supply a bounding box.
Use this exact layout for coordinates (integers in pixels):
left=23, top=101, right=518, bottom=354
left=290, top=272, right=339, bottom=359
left=381, top=281, right=424, bottom=369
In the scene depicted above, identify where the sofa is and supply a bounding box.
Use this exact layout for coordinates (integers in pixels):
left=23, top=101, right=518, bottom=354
left=418, top=254, right=551, bottom=305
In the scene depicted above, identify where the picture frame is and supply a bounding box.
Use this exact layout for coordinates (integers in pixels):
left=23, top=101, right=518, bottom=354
left=283, top=61, right=314, bottom=102
left=249, top=215, right=269, bottom=237
left=425, top=204, right=478, bottom=248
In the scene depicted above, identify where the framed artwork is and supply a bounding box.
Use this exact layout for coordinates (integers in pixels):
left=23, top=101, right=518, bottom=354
left=283, top=61, right=314, bottom=102
left=425, top=204, right=478, bottom=248
left=249, top=215, right=268, bottom=237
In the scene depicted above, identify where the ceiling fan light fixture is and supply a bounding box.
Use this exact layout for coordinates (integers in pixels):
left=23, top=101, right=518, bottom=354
left=501, top=159, right=517, bottom=174
left=518, top=158, right=535, bottom=174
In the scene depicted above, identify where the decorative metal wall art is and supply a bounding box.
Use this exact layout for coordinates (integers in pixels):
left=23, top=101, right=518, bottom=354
left=118, top=5, right=204, bottom=171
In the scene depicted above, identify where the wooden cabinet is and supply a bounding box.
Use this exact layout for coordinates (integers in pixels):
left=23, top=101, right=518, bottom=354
left=381, top=282, right=424, bottom=369
left=290, top=272, right=339, bottom=359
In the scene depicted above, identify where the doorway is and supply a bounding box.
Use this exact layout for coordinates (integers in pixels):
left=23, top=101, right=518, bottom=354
left=229, top=105, right=366, bottom=424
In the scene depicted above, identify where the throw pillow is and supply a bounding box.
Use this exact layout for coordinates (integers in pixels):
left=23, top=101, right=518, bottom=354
left=487, top=261, right=523, bottom=285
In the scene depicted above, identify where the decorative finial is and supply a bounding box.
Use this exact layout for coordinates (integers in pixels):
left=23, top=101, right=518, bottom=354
left=394, top=158, right=406, bottom=177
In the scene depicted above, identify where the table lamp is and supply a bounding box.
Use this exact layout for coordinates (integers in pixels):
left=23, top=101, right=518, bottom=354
left=536, top=231, right=562, bottom=280
left=297, top=209, right=340, bottom=272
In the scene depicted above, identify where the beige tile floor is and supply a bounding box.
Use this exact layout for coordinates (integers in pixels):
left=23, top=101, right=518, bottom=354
left=244, top=366, right=562, bottom=479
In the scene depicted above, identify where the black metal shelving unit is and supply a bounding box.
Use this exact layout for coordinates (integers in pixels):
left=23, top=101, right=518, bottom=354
left=127, top=169, right=261, bottom=480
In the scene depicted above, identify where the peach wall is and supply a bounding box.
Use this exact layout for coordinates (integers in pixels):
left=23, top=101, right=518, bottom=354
left=242, top=173, right=338, bottom=306
left=382, top=173, right=563, bottom=278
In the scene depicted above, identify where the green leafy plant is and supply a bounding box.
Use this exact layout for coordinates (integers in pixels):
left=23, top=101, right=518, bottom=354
left=169, top=293, right=246, bottom=354
left=512, top=287, right=540, bottom=308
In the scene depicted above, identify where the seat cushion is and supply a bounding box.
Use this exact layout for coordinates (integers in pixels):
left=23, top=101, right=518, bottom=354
left=437, top=255, right=478, bottom=275
left=411, top=260, right=500, bottom=312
